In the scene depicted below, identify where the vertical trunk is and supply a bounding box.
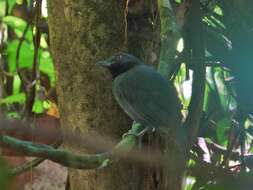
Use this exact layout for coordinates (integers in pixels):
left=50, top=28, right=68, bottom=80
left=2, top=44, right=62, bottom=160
left=127, top=0, right=160, bottom=66
left=48, top=0, right=183, bottom=189
left=48, top=1, right=142, bottom=189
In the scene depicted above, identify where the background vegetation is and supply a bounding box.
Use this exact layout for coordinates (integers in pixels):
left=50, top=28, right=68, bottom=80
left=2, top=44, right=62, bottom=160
left=0, top=0, right=253, bottom=190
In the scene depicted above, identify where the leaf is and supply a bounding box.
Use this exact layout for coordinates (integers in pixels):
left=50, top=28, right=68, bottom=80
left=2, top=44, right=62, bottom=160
left=214, top=69, right=236, bottom=112
left=0, top=2, right=5, bottom=17
left=3, top=16, right=33, bottom=41
left=7, top=111, right=20, bottom=118
left=3, top=0, right=17, bottom=14
left=216, top=118, right=231, bottom=145
left=0, top=93, right=26, bottom=104
left=46, top=102, right=59, bottom=118
left=214, top=5, right=223, bottom=16
left=39, top=51, right=55, bottom=85
left=12, top=74, right=21, bottom=94
left=7, top=40, right=34, bottom=72
left=32, top=99, right=44, bottom=113
left=7, top=40, right=55, bottom=85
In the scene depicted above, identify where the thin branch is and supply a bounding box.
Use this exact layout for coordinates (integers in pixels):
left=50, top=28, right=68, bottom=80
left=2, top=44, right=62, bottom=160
left=188, top=153, right=233, bottom=181
left=0, top=123, right=146, bottom=169
left=10, top=157, right=45, bottom=176
left=9, top=139, right=62, bottom=176
left=207, top=141, right=240, bottom=161
left=24, top=0, right=42, bottom=118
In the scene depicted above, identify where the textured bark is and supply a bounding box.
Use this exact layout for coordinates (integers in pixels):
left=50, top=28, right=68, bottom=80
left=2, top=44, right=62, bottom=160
left=127, top=0, right=160, bottom=67
left=47, top=1, right=143, bottom=190
left=47, top=0, right=184, bottom=189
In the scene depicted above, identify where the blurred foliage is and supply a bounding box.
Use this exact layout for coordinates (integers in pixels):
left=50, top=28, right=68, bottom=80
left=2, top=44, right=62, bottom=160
left=172, top=0, right=253, bottom=189
left=0, top=0, right=253, bottom=190
left=0, top=0, right=56, bottom=186
left=0, top=0, right=55, bottom=118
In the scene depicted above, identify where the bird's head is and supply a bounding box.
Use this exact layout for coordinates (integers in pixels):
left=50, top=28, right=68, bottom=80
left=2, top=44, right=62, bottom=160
left=97, top=52, right=142, bottom=78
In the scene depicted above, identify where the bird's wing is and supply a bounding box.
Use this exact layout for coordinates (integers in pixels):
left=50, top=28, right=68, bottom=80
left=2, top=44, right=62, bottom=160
left=113, top=65, right=181, bottom=130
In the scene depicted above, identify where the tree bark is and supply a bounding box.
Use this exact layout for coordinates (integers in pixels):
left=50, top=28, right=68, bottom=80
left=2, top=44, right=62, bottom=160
left=47, top=1, right=143, bottom=189
left=47, top=0, right=184, bottom=189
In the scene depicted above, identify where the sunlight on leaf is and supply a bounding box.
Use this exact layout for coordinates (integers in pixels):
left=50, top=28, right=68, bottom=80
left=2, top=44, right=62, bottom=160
left=177, top=38, right=184, bottom=52
left=184, top=177, right=196, bottom=190
left=0, top=2, right=5, bottom=17
left=214, top=5, right=223, bottom=16
left=7, top=40, right=34, bottom=72
left=0, top=93, right=26, bottom=104
left=13, top=74, right=21, bottom=94
left=3, top=16, right=33, bottom=41
left=32, top=99, right=44, bottom=113
left=40, top=51, right=55, bottom=85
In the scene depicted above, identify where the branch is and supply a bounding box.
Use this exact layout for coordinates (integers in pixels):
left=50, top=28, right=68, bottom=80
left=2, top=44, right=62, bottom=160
left=0, top=123, right=145, bottom=170
left=188, top=153, right=233, bottom=181
left=9, top=139, right=62, bottom=176
left=207, top=142, right=240, bottom=161
left=10, top=157, right=45, bottom=176
left=183, top=0, right=206, bottom=147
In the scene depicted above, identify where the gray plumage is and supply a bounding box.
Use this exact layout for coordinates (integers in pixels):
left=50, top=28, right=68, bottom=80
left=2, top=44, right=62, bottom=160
left=97, top=53, right=182, bottom=135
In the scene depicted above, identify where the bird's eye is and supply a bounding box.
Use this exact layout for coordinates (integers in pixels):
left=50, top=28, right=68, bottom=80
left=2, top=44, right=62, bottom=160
left=115, top=54, right=123, bottom=61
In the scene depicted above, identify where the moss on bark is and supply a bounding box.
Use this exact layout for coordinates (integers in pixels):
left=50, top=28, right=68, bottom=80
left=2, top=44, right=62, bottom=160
left=47, top=1, right=144, bottom=189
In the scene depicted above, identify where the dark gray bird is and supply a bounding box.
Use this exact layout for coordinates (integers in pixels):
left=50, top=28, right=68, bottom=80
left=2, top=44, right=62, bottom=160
left=97, top=53, right=182, bottom=137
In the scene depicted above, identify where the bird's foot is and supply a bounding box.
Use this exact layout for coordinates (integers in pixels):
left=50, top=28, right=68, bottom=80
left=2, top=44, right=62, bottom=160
left=122, top=127, right=150, bottom=138
left=123, top=127, right=153, bottom=149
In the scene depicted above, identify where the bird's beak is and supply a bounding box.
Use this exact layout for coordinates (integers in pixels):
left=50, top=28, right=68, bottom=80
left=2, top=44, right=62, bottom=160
left=96, top=60, right=112, bottom=67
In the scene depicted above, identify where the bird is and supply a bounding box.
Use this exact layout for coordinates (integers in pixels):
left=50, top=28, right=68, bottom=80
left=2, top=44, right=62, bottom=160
left=97, top=53, right=186, bottom=190
left=97, top=52, right=183, bottom=138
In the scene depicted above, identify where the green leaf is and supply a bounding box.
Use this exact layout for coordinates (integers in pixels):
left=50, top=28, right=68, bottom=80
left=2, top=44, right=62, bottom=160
left=214, top=69, right=236, bottom=112
left=216, top=118, right=231, bottom=145
left=0, top=2, right=6, bottom=17
left=39, top=51, right=55, bottom=85
left=6, top=0, right=16, bottom=14
left=7, top=40, right=55, bottom=85
left=0, top=93, right=26, bottom=104
left=203, top=83, right=211, bottom=112
left=32, top=99, right=44, bottom=113
left=7, top=40, right=34, bottom=72
left=13, top=74, right=21, bottom=94
left=184, top=177, right=196, bottom=190
left=214, top=5, right=223, bottom=16
left=7, top=111, right=20, bottom=118
left=3, top=16, right=33, bottom=41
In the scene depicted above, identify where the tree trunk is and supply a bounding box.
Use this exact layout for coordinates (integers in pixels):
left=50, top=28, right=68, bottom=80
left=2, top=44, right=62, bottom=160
left=48, top=0, right=184, bottom=189
left=47, top=1, right=144, bottom=190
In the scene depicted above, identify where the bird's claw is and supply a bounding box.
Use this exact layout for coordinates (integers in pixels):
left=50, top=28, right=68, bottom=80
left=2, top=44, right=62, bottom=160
left=122, top=127, right=151, bottom=138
